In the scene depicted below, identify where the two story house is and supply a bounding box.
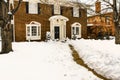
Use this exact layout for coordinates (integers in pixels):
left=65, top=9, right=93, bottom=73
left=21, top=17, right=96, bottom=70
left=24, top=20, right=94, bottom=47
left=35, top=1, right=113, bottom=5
left=87, top=0, right=115, bottom=39
left=13, top=0, right=87, bottom=42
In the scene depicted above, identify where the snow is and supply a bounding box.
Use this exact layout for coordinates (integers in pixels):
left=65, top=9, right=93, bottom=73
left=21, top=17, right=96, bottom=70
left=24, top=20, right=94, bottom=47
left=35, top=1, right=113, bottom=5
left=0, top=39, right=120, bottom=80
left=0, top=41, right=100, bottom=80
left=69, top=39, right=120, bottom=80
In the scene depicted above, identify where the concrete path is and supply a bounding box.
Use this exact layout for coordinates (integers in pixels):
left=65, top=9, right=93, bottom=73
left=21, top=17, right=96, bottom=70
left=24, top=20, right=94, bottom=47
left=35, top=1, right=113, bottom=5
left=69, top=44, right=110, bottom=80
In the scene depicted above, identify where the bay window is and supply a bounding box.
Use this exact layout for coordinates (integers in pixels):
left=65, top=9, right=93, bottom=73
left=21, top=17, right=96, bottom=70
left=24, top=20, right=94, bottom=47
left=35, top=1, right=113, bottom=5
left=26, top=21, right=41, bottom=41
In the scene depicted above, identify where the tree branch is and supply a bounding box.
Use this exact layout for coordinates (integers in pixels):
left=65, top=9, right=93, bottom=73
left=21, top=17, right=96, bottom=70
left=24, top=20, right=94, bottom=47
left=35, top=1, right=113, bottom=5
left=102, top=0, right=113, bottom=8
left=11, top=0, right=22, bottom=15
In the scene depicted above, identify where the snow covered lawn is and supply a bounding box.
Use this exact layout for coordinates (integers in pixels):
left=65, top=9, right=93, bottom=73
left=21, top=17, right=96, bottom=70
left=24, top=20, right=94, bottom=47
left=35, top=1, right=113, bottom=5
left=0, top=39, right=120, bottom=80
left=0, top=41, right=100, bottom=80
left=70, top=39, right=120, bottom=80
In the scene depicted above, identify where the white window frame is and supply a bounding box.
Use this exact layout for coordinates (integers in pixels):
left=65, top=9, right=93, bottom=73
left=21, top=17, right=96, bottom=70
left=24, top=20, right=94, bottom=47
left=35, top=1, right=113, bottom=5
left=73, top=7, right=79, bottom=17
left=71, top=22, right=81, bottom=38
left=29, top=2, right=38, bottom=14
left=26, top=21, right=41, bottom=41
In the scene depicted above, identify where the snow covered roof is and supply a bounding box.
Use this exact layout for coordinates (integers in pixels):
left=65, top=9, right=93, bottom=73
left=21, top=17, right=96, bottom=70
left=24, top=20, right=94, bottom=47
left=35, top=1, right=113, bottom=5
left=86, top=0, right=114, bottom=16
left=14, top=0, right=88, bottom=9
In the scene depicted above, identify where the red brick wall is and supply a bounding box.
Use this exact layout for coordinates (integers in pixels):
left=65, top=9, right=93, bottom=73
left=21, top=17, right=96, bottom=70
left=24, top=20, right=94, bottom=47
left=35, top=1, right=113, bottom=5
left=87, top=13, right=115, bottom=38
left=14, top=1, right=87, bottom=41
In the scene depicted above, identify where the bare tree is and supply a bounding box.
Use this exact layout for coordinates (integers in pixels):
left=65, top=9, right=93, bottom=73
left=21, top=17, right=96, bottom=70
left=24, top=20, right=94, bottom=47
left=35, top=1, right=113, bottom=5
left=0, top=0, right=22, bottom=54
left=99, top=0, right=120, bottom=44
left=87, top=0, right=120, bottom=44
left=112, top=0, right=120, bottom=44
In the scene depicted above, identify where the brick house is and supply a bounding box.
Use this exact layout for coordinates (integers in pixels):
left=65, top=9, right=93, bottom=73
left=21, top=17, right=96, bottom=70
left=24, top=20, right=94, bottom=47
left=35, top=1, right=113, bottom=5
left=13, top=0, right=87, bottom=42
left=87, top=0, right=115, bottom=39
left=87, top=12, right=115, bottom=39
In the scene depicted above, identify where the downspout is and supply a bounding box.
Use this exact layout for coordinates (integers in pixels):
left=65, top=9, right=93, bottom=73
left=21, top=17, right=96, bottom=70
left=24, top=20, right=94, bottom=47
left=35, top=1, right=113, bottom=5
left=9, top=0, right=15, bottom=42
left=12, top=0, right=15, bottom=42
left=13, top=15, right=15, bottom=42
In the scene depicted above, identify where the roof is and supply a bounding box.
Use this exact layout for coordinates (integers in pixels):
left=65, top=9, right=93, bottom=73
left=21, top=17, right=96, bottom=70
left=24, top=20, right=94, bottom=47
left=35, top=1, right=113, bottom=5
left=87, top=12, right=113, bottom=18
left=14, top=0, right=88, bottom=9
left=86, top=0, right=114, bottom=16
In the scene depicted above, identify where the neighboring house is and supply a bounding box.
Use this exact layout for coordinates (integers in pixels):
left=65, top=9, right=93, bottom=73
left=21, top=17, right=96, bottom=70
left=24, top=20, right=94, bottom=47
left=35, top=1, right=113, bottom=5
left=87, top=12, right=115, bottom=39
left=87, top=0, right=115, bottom=39
left=13, top=0, right=87, bottom=42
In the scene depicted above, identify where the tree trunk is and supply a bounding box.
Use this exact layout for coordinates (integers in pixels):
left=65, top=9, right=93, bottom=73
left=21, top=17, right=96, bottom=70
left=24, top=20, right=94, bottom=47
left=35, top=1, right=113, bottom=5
left=115, top=22, right=120, bottom=44
left=0, top=23, right=13, bottom=54
left=113, top=0, right=120, bottom=44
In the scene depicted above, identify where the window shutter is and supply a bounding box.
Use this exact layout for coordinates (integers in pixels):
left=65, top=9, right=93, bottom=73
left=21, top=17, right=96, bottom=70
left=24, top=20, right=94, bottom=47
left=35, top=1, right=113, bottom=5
left=26, top=2, right=29, bottom=13
left=72, top=7, right=73, bottom=17
left=0, top=3, right=2, bottom=17
left=60, top=6, right=63, bottom=15
left=51, top=5, right=54, bottom=15
left=38, top=3, right=40, bottom=14
left=79, top=9, right=81, bottom=17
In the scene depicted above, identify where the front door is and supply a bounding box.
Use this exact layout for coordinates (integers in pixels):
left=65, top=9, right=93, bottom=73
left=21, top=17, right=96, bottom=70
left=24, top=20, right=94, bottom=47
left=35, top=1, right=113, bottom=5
left=54, top=26, right=59, bottom=39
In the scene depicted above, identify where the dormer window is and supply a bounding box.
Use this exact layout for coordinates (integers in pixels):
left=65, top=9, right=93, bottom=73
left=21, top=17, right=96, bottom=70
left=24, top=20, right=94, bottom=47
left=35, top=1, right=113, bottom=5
left=73, top=7, right=79, bottom=17
left=26, top=2, right=40, bottom=14
left=29, top=2, right=38, bottom=14
left=53, top=3, right=60, bottom=15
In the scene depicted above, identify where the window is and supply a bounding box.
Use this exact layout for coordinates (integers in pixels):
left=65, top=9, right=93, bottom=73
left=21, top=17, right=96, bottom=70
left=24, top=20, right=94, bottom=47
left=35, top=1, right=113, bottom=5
left=26, top=2, right=40, bottom=14
left=26, top=21, right=41, bottom=40
left=52, top=3, right=60, bottom=15
left=73, top=7, right=79, bottom=17
left=72, top=26, right=79, bottom=35
left=29, top=2, right=38, bottom=14
left=105, top=16, right=110, bottom=25
left=76, top=27, right=79, bottom=35
left=71, top=22, right=81, bottom=39
left=27, top=26, right=30, bottom=36
left=31, top=26, right=37, bottom=36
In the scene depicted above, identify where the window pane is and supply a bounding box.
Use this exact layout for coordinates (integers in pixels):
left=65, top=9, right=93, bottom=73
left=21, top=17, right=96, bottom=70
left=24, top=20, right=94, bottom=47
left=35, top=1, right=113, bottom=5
left=38, top=26, right=40, bottom=36
left=72, top=27, right=75, bottom=35
left=76, top=27, right=79, bottom=35
left=27, top=26, right=30, bottom=36
left=31, top=26, right=37, bottom=36
left=106, top=16, right=110, bottom=25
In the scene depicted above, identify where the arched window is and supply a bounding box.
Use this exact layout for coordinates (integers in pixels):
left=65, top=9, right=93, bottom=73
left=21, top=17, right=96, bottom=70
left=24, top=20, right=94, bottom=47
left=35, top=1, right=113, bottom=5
left=71, top=22, right=81, bottom=39
left=26, top=21, right=41, bottom=41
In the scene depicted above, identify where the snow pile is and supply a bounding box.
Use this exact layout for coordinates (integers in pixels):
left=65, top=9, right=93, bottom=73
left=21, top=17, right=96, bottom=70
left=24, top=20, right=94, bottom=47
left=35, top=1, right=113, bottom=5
left=70, top=39, right=120, bottom=80
left=0, top=41, right=100, bottom=80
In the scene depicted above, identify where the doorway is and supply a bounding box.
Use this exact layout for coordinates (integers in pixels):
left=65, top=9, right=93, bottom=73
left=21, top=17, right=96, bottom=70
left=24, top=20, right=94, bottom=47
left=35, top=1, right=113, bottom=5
left=54, top=26, right=59, bottom=39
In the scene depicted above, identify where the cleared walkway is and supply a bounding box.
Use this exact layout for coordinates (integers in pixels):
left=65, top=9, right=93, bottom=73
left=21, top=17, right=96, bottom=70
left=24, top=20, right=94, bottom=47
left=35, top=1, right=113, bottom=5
left=69, top=44, right=110, bottom=80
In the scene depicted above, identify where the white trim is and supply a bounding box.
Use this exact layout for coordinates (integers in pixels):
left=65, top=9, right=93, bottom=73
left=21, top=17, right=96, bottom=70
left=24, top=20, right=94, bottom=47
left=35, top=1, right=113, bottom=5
left=71, top=22, right=81, bottom=38
left=49, top=15, right=69, bottom=40
left=26, top=21, right=41, bottom=41
left=87, top=24, right=94, bottom=26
